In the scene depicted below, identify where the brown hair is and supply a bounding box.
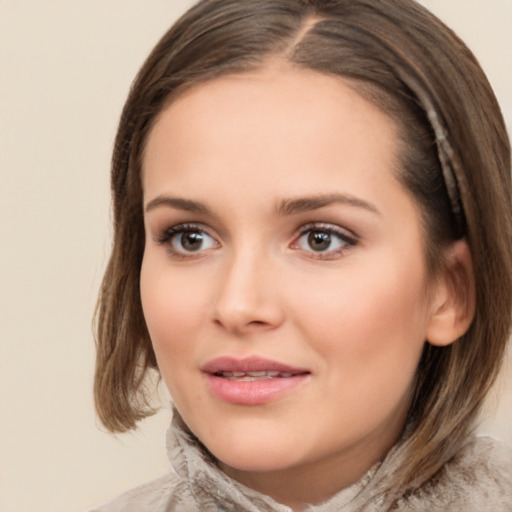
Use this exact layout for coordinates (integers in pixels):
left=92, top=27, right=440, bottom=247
left=95, top=0, right=512, bottom=504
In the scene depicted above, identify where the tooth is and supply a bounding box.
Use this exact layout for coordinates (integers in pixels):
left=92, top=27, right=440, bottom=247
left=222, top=371, right=298, bottom=382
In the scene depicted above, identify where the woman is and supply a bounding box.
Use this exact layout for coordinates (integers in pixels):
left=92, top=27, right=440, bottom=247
left=91, top=0, right=512, bottom=510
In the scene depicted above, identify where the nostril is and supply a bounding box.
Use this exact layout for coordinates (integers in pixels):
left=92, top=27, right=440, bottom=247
left=211, top=276, right=285, bottom=333
left=212, top=312, right=280, bottom=335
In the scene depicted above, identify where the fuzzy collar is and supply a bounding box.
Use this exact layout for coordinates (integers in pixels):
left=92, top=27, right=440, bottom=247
left=165, top=413, right=512, bottom=511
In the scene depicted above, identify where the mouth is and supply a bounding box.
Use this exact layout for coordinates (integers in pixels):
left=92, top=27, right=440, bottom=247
left=213, top=370, right=299, bottom=381
left=202, top=356, right=311, bottom=405
left=202, top=355, right=310, bottom=378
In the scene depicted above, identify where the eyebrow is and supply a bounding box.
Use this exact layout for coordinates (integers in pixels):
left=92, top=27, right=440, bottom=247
left=276, top=193, right=379, bottom=216
left=145, top=196, right=211, bottom=214
left=144, top=192, right=379, bottom=217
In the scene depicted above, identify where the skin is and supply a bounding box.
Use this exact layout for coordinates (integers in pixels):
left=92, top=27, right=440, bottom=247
left=140, top=64, right=460, bottom=510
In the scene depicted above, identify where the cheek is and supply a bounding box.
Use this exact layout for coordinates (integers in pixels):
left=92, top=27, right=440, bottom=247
left=140, top=256, right=208, bottom=368
left=140, top=260, right=208, bottom=407
left=289, top=256, right=429, bottom=376
left=295, top=268, right=428, bottom=435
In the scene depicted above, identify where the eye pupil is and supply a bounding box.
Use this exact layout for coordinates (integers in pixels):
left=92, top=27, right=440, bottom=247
left=181, top=231, right=203, bottom=251
left=308, top=231, right=331, bottom=251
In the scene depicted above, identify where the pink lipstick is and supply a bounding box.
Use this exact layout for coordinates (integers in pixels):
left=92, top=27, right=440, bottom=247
left=202, top=356, right=310, bottom=405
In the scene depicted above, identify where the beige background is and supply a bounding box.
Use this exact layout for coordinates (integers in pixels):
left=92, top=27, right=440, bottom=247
left=0, top=1, right=511, bottom=511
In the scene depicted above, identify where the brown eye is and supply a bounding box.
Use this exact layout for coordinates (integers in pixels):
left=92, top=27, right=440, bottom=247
left=180, top=231, right=204, bottom=251
left=168, top=228, right=217, bottom=253
left=307, top=231, right=332, bottom=252
left=294, top=225, right=355, bottom=257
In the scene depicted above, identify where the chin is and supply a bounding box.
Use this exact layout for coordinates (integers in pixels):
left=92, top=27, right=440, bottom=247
left=215, top=444, right=302, bottom=474
left=194, top=417, right=305, bottom=473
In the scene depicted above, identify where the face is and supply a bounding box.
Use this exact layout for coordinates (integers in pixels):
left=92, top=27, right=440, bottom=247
left=140, top=65, right=441, bottom=503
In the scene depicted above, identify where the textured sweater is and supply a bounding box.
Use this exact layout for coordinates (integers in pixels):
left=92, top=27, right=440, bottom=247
left=89, top=416, right=512, bottom=511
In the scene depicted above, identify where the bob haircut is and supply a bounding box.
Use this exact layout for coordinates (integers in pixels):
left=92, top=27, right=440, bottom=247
left=95, top=0, right=512, bottom=499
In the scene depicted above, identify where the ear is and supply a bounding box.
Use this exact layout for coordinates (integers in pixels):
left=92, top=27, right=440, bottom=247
left=426, top=240, right=476, bottom=347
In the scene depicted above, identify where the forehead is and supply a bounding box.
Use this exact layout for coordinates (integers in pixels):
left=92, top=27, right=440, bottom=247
left=142, top=65, right=401, bottom=197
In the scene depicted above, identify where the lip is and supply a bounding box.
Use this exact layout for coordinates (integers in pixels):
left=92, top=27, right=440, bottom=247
left=202, top=356, right=309, bottom=374
left=202, top=356, right=311, bottom=405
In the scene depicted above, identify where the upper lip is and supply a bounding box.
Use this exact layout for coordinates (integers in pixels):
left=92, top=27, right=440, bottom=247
left=201, top=356, right=310, bottom=375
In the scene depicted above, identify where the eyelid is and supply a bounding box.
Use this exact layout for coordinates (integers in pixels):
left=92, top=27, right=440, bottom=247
left=294, top=222, right=357, bottom=242
left=155, top=222, right=220, bottom=256
left=154, top=222, right=211, bottom=241
left=290, top=222, right=358, bottom=258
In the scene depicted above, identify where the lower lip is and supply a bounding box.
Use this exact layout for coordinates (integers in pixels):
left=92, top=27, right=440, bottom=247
left=205, top=374, right=310, bottom=405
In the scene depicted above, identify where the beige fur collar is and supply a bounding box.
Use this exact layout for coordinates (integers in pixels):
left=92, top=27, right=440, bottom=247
left=89, top=415, right=512, bottom=511
left=166, top=414, right=512, bottom=511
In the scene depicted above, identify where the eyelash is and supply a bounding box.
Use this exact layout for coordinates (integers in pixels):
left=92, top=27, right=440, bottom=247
left=292, top=222, right=357, bottom=259
left=155, top=223, right=219, bottom=258
left=154, top=222, right=358, bottom=259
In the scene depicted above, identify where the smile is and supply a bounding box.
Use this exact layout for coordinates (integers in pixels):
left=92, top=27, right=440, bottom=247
left=216, top=371, right=296, bottom=381
left=202, top=356, right=311, bottom=405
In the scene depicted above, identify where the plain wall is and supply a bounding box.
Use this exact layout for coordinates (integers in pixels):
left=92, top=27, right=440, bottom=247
left=0, top=1, right=510, bottom=511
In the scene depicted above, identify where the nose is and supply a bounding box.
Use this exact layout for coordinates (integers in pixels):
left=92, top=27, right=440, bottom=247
left=212, top=247, right=285, bottom=335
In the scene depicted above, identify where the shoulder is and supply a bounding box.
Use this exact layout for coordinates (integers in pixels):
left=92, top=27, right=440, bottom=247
left=84, top=472, right=211, bottom=512
left=397, top=436, right=512, bottom=511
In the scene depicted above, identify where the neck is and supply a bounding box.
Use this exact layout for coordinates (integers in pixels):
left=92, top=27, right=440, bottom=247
left=219, top=416, right=406, bottom=510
